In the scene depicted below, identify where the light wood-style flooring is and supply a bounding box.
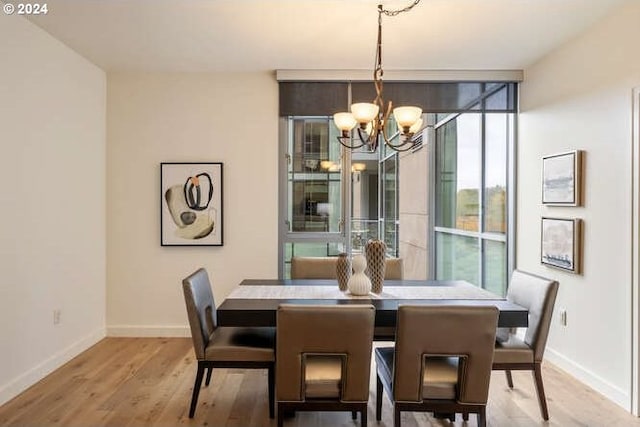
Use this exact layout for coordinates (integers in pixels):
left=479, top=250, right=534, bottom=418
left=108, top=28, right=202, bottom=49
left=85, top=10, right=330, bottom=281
left=0, top=338, right=637, bottom=426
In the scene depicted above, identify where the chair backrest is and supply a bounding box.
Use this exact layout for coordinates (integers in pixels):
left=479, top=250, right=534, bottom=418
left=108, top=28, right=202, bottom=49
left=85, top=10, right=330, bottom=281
left=291, top=256, right=404, bottom=280
left=276, top=304, right=375, bottom=402
left=385, top=258, right=403, bottom=280
left=393, top=305, right=499, bottom=404
left=506, top=270, right=559, bottom=361
left=290, top=257, right=337, bottom=279
left=182, top=268, right=218, bottom=360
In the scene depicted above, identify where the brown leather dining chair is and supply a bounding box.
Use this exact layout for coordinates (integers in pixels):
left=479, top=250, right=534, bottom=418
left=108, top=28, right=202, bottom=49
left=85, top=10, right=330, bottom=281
left=276, top=304, right=375, bottom=427
left=384, top=257, right=404, bottom=280
left=492, top=270, right=559, bottom=420
left=182, top=268, right=275, bottom=418
left=375, top=305, right=499, bottom=427
left=290, top=256, right=338, bottom=279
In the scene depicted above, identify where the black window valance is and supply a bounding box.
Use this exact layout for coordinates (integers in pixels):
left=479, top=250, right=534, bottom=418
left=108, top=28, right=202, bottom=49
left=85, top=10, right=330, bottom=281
left=279, top=81, right=517, bottom=116
left=278, top=82, right=349, bottom=116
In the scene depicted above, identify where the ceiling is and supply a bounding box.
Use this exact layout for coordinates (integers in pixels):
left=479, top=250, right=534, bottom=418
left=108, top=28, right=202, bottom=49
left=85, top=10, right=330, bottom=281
left=21, top=0, right=627, bottom=72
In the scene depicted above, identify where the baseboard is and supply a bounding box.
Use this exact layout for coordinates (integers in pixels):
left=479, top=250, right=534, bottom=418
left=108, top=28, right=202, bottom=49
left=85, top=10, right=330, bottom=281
left=106, top=325, right=190, bottom=337
left=0, top=327, right=105, bottom=406
left=545, top=346, right=630, bottom=411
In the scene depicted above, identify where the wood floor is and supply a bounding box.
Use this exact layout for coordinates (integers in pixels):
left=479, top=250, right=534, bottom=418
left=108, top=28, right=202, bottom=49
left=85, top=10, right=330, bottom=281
left=0, top=338, right=637, bottom=427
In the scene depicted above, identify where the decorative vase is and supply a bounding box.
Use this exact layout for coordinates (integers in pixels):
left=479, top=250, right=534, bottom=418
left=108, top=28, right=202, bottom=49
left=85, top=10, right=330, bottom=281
left=365, top=239, right=387, bottom=294
left=347, top=254, right=371, bottom=296
left=336, top=252, right=351, bottom=291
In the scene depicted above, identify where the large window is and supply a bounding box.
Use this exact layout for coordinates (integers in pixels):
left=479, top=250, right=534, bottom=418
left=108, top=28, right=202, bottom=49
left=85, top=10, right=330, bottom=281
left=279, top=81, right=517, bottom=283
left=434, top=106, right=513, bottom=296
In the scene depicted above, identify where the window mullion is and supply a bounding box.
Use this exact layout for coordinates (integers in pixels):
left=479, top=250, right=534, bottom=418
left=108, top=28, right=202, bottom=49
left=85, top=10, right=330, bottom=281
left=479, top=110, right=487, bottom=289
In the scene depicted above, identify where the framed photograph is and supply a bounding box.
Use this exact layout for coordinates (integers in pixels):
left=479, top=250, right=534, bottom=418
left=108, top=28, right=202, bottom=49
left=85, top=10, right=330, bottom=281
left=542, top=150, right=583, bottom=206
left=541, top=217, right=582, bottom=273
left=161, top=162, right=223, bottom=246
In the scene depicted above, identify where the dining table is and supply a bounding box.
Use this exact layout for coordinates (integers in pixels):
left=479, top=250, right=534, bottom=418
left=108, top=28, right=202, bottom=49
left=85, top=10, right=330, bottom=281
left=216, top=279, right=528, bottom=329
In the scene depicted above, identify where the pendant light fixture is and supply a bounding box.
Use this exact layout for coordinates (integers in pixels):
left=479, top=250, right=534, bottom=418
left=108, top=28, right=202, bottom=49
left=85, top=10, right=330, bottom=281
left=333, top=0, right=423, bottom=152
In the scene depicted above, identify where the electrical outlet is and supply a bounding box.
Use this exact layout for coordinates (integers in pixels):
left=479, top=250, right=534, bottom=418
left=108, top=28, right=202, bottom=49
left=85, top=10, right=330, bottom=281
left=53, top=309, right=61, bottom=325
left=559, top=308, right=567, bottom=326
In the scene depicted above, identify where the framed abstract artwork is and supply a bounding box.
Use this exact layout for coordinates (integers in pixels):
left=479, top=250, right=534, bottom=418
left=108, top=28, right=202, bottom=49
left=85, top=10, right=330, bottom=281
left=542, top=150, right=583, bottom=206
left=541, top=217, right=582, bottom=274
left=160, top=162, right=223, bottom=246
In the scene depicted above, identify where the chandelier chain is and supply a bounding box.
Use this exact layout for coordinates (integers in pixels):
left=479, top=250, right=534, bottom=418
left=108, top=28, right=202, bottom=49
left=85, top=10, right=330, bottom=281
left=380, top=0, right=421, bottom=17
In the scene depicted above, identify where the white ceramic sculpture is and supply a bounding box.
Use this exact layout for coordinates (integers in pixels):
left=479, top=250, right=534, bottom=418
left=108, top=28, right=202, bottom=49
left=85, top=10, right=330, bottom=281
left=348, top=254, right=372, bottom=296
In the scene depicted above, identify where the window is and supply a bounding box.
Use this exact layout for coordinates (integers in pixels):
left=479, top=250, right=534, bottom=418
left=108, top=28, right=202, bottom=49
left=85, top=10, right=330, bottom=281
left=279, top=81, right=517, bottom=283
left=289, top=118, right=340, bottom=233
left=381, top=153, right=399, bottom=256
left=434, top=101, right=514, bottom=295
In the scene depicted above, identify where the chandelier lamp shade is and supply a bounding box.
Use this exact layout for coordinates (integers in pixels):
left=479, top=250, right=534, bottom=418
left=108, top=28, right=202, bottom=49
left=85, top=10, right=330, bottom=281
left=333, top=1, right=423, bottom=152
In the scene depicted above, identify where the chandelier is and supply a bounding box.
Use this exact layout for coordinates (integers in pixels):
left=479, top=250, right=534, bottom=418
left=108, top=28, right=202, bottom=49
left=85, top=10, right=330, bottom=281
left=333, top=0, right=423, bottom=152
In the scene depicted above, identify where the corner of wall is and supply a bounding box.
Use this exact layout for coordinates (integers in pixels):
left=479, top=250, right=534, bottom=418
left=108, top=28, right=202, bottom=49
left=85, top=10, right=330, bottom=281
left=0, top=328, right=105, bottom=406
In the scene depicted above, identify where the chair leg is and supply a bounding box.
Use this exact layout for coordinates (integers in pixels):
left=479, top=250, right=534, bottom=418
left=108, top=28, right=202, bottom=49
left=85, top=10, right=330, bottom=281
left=361, top=407, right=367, bottom=427
left=352, top=411, right=357, bottom=420
left=188, top=361, right=206, bottom=418
left=268, top=364, right=275, bottom=419
left=204, top=366, right=213, bottom=386
left=462, top=412, right=469, bottom=421
left=277, top=403, right=284, bottom=427
left=376, top=374, right=383, bottom=421
left=533, top=363, right=550, bottom=420
left=478, top=407, right=486, bottom=427
left=505, top=369, right=514, bottom=388
left=394, top=405, right=401, bottom=427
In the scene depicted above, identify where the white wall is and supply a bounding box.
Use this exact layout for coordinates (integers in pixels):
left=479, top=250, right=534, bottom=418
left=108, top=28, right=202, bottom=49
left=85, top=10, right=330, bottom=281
left=106, top=73, right=279, bottom=336
left=518, top=0, right=640, bottom=410
left=0, top=15, right=106, bottom=405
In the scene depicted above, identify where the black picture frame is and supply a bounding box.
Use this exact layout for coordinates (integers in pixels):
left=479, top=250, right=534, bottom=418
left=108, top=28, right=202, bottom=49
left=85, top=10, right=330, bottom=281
left=160, top=162, right=223, bottom=246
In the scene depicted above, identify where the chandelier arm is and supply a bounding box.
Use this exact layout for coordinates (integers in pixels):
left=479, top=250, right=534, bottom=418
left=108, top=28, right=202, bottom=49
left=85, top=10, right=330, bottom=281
left=381, top=133, right=414, bottom=151
left=385, top=140, right=420, bottom=152
left=387, top=133, right=415, bottom=147
left=380, top=122, right=421, bottom=152
left=379, top=101, right=396, bottom=146
left=337, top=136, right=367, bottom=150
left=355, top=127, right=378, bottom=151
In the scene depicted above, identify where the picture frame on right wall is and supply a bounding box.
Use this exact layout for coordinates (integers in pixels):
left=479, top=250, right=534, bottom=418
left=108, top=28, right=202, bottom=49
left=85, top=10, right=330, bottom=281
left=542, top=150, right=583, bottom=206
left=541, top=217, right=582, bottom=274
